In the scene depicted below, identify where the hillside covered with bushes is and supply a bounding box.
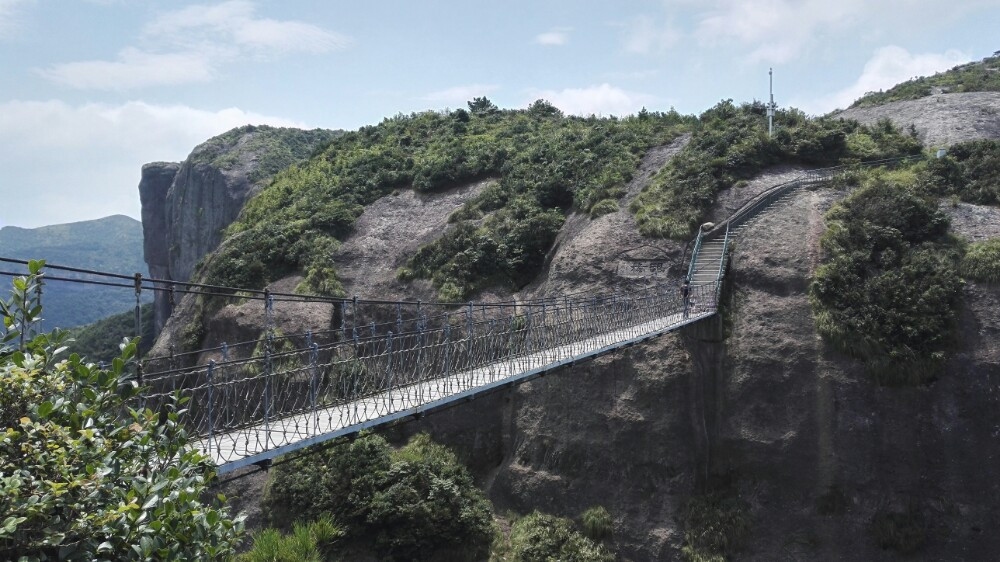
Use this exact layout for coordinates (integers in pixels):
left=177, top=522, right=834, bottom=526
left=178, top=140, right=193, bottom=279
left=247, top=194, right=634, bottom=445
left=204, top=98, right=921, bottom=301
left=851, top=52, right=1000, bottom=108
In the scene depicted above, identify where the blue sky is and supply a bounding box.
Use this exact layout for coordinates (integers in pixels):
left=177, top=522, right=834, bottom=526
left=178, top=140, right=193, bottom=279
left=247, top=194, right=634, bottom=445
left=1, top=0, right=998, bottom=228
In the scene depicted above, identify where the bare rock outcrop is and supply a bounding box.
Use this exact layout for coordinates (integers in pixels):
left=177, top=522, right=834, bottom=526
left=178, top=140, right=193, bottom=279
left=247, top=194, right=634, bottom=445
left=834, top=92, right=1000, bottom=148
left=139, top=126, right=338, bottom=337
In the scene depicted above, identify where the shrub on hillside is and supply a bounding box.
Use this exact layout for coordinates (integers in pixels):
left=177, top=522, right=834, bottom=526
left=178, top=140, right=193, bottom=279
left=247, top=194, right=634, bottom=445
left=680, top=490, right=751, bottom=562
left=0, top=263, right=243, bottom=560
left=579, top=505, right=614, bottom=541
left=262, top=433, right=493, bottom=561
left=238, top=517, right=343, bottom=562
left=919, top=139, right=1000, bottom=205
left=810, top=175, right=963, bottom=385
left=500, top=511, right=613, bottom=562
left=962, top=238, right=1000, bottom=283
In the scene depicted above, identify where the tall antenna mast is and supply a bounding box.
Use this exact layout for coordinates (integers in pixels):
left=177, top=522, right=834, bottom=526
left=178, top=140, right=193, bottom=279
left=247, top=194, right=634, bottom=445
left=767, top=68, right=777, bottom=137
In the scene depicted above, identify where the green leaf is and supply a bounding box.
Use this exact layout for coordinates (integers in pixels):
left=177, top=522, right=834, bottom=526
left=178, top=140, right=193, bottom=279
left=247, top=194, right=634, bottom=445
left=37, top=401, right=54, bottom=418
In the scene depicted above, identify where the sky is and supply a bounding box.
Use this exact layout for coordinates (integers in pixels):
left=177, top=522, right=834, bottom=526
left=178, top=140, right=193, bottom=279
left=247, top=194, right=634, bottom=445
left=1, top=0, right=998, bottom=229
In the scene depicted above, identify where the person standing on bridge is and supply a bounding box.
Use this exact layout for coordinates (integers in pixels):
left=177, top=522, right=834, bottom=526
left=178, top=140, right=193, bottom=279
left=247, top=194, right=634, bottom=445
left=681, top=279, right=691, bottom=319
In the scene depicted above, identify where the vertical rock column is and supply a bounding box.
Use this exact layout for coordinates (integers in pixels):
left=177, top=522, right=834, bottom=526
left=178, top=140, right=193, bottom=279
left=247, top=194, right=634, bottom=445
left=138, top=162, right=181, bottom=335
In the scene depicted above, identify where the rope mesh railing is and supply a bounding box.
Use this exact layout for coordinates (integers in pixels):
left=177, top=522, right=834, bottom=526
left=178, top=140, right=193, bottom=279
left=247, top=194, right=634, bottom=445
left=134, top=280, right=720, bottom=471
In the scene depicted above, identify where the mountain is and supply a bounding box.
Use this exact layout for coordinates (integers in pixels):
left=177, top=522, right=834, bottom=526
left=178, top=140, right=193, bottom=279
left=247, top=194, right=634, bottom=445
left=0, top=214, right=150, bottom=331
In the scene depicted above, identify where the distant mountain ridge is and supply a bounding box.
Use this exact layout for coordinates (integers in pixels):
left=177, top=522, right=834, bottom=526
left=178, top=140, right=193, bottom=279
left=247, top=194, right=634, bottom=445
left=0, top=214, right=150, bottom=330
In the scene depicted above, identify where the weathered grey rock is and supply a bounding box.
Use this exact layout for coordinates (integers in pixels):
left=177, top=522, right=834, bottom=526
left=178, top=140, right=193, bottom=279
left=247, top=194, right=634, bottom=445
left=138, top=162, right=181, bottom=332
left=139, top=126, right=338, bottom=337
left=835, top=92, right=1000, bottom=148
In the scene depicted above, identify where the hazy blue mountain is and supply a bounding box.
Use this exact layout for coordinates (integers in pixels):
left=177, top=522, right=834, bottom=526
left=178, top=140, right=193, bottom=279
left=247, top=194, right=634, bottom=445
left=0, top=214, right=151, bottom=331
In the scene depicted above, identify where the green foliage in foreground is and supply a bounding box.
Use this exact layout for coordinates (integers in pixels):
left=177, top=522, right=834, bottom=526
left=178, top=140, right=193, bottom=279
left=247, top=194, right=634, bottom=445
left=66, top=303, right=154, bottom=364
left=0, top=264, right=243, bottom=560
left=262, top=433, right=493, bottom=561
left=493, top=511, right=613, bottom=562
left=851, top=53, right=1000, bottom=108
left=962, top=238, right=1000, bottom=283
left=680, top=490, right=751, bottom=562
left=631, top=100, right=922, bottom=239
left=238, top=517, right=343, bottom=562
left=810, top=172, right=963, bottom=385
left=919, top=139, right=1000, bottom=205
left=207, top=100, right=690, bottom=298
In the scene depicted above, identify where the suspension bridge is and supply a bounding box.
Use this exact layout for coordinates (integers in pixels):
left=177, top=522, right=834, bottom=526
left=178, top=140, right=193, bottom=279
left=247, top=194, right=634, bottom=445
left=0, top=157, right=916, bottom=473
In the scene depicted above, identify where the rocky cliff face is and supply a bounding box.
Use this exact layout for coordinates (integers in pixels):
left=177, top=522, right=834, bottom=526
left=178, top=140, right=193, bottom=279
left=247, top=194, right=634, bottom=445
left=139, top=126, right=338, bottom=337
left=834, top=92, right=1000, bottom=148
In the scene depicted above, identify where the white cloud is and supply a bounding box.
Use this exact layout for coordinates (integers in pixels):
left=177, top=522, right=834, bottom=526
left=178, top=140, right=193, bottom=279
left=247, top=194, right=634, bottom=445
left=37, top=48, right=217, bottom=90
left=691, top=0, right=1000, bottom=64
left=37, top=0, right=349, bottom=90
left=535, top=28, right=570, bottom=46
left=526, top=84, right=657, bottom=117
left=0, top=100, right=304, bottom=228
left=422, top=84, right=499, bottom=106
left=144, top=0, right=350, bottom=54
left=695, top=0, right=861, bottom=63
left=0, top=0, right=30, bottom=37
left=798, top=46, right=971, bottom=114
left=622, top=15, right=680, bottom=55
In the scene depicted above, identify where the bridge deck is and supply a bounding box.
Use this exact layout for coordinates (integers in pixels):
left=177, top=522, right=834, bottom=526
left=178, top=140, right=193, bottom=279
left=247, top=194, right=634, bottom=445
left=203, top=307, right=713, bottom=473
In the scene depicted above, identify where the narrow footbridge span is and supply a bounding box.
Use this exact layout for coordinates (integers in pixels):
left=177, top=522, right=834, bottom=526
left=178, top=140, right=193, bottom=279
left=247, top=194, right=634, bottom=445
left=136, top=161, right=898, bottom=473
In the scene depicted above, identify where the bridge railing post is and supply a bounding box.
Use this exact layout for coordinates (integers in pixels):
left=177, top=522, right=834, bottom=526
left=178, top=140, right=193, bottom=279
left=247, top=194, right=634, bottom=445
left=444, top=313, right=451, bottom=393
left=207, top=360, right=215, bottom=460
left=385, top=331, right=394, bottom=414
left=310, top=341, right=319, bottom=436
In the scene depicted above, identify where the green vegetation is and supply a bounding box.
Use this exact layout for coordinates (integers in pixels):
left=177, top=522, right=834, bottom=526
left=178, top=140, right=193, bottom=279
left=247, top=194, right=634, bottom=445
left=851, top=53, right=1000, bottom=108
left=919, top=139, right=1000, bottom=205
left=190, top=125, right=342, bottom=185
left=631, top=101, right=922, bottom=239
left=262, top=432, right=493, bottom=561
left=65, top=303, right=154, bottom=364
left=962, top=238, right=1000, bottom=283
left=0, top=263, right=243, bottom=560
left=0, top=215, right=150, bottom=330
left=810, top=170, right=963, bottom=385
left=579, top=505, right=613, bottom=541
left=238, top=517, right=343, bottom=562
left=870, top=508, right=927, bottom=554
left=493, top=511, right=613, bottom=562
left=680, top=490, right=752, bottom=562
left=207, top=99, right=690, bottom=298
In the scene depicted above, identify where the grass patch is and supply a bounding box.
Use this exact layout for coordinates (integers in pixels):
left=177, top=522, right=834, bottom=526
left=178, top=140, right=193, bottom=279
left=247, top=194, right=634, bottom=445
left=579, top=505, right=613, bottom=541
left=680, top=490, right=751, bottom=561
left=493, top=511, right=613, bottom=562
left=870, top=508, right=927, bottom=554
left=919, top=139, right=1000, bottom=205
left=962, top=238, right=1000, bottom=283
left=238, top=517, right=343, bottom=562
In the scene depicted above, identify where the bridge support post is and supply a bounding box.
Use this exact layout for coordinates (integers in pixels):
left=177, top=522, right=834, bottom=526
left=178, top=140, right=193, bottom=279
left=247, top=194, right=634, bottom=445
left=207, top=360, right=215, bottom=458
left=310, top=342, right=319, bottom=435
